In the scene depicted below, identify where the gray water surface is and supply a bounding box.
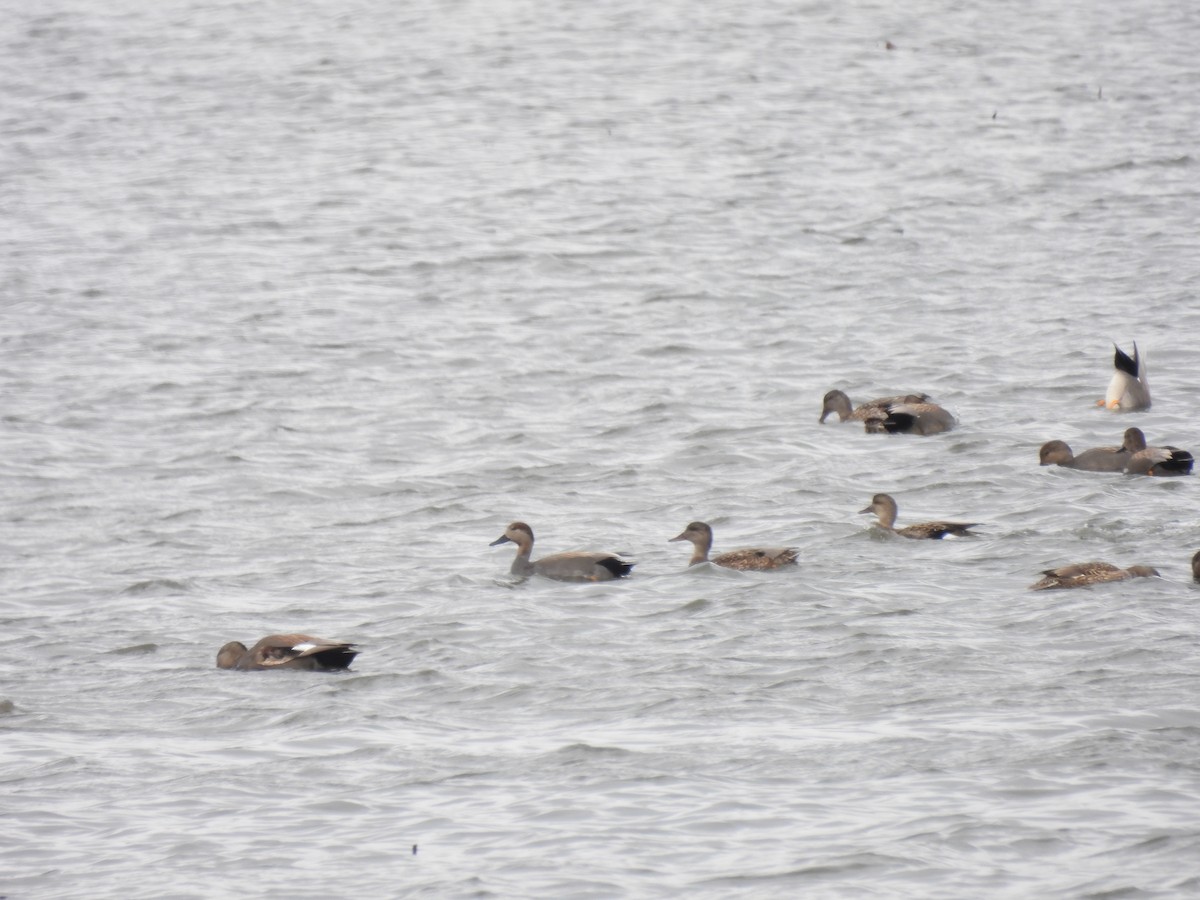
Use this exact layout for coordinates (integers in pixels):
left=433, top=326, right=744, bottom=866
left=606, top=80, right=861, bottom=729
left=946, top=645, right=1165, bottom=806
left=3, top=0, right=1200, bottom=896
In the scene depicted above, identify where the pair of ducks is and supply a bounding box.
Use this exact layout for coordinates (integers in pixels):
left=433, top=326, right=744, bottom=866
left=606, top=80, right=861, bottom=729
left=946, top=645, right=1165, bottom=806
left=822, top=342, right=1152, bottom=437
left=668, top=498, right=978, bottom=560
left=1039, top=427, right=1193, bottom=476
left=862, top=497, right=1180, bottom=591
left=489, top=519, right=801, bottom=580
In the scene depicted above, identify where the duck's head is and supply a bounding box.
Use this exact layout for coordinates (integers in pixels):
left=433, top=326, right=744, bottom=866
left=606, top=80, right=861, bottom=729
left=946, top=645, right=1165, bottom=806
left=1039, top=440, right=1073, bottom=466
left=669, top=521, right=713, bottom=545
left=216, top=641, right=248, bottom=669
left=819, top=390, right=853, bottom=423
left=491, top=521, right=534, bottom=547
left=1123, top=427, right=1147, bottom=452
left=859, top=493, right=896, bottom=516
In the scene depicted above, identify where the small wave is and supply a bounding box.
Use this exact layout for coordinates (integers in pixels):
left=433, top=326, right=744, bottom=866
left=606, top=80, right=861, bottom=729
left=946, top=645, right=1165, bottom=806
left=120, top=579, right=192, bottom=596
left=106, top=643, right=158, bottom=655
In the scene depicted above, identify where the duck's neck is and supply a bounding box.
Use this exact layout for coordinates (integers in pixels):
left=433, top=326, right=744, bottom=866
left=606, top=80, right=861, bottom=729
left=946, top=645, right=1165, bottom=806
left=508, top=537, right=535, bottom=575
left=688, top=534, right=712, bottom=566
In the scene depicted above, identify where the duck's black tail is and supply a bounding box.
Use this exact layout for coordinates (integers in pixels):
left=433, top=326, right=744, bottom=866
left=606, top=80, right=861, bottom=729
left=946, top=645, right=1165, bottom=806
left=1152, top=449, right=1194, bottom=476
left=1113, top=343, right=1140, bottom=377
left=598, top=557, right=635, bottom=578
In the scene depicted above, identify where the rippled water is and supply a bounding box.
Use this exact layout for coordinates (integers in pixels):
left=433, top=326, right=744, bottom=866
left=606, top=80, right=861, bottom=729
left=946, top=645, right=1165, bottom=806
left=3, top=0, right=1200, bottom=896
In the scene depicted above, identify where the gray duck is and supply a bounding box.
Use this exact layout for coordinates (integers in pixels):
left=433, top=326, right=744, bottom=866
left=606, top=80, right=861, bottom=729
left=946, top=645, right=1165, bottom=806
left=490, top=521, right=633, bottom=582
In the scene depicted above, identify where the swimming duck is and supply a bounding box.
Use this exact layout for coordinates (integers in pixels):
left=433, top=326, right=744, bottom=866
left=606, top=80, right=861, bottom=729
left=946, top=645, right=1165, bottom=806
left=860, top=493, right=979, bottom=539
left=1028, top=561, right=1159, bottom=591
left=490, top=521, right=634, bottom=582
left=669, top=521, right=799, bottom=570
left=1192, top=550, right=1200, bottom=583
left=216, top=634, right=358, bottom=671
left=1099, top=342, right=1151, bottom=411
left=1121, top=427, right=1194, bottom=476
left=1038, top=427, right=1143, bottom=472
left=819, top=390, right=929, bottom=425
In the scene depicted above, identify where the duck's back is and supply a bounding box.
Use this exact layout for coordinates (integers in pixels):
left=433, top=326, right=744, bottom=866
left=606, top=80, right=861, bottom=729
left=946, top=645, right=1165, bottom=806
left=896, top=521, right=979, bottom=540
left=1030, top=561, right=1122, bottom=590
left=534, top=551, right=634, bottom=582
left=1068, top=445, right=1130, bottom=472
left=711, top=547, right=799, bottom=570
left=882, top=402, right=956, bottom=435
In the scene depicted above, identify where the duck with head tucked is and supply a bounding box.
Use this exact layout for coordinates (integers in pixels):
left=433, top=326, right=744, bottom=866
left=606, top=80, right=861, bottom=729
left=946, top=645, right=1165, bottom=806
left=1038, top=427, right=1144, bottom=472
left=820, top=389, right=955, bottom=435
left=819, top=390, right=930, bottom=425
left=1099, top=342, right=1151, bottom=411
left=669, top=521, right=798, bottom=571
left=861, top=493, right=979, bottom=539
left=1029, top=561, right=1159, bottom=590
left=1121, top=427, right=1194, bottom=476
left=490, top=521, right=634, bottom=582
left=216, top=634, right=358, bottom=671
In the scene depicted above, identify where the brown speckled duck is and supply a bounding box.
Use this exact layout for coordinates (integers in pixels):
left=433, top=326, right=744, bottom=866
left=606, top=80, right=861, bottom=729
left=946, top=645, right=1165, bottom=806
left=1029, top=562, right=1159, bottom=591
left=490, top=521, right=633, bottom=582
left=216, top=634, right=358, bottom=671
left=861, top=493, right=979, bottom=540
left=669, top=521, right=798, bottom=571
left=819, top=389, right=930, bottom=425
left=1121, top=427, right=1194, bottom=476
left=1098, top=342, right=1151, bottom=411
